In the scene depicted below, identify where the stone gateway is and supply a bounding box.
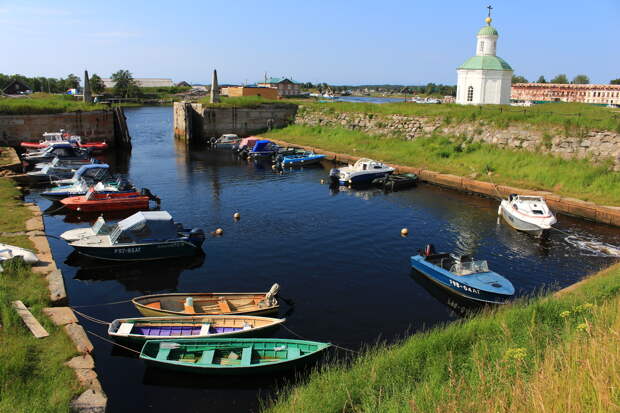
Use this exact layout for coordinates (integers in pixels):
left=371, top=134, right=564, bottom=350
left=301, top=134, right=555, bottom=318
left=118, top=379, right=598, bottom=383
left=456, top=9, right=513, bottom=105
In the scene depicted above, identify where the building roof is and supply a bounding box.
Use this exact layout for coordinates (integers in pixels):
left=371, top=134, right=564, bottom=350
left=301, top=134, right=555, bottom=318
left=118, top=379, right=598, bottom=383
left=478, top=25, right=498, bottom=36
left=101, top=78, right=174, bottom=88
left=2, top=79, right=33, bottom=93
left=458, top=55, right=512, bottom=71
left=259, top=77, right=297, bottom=85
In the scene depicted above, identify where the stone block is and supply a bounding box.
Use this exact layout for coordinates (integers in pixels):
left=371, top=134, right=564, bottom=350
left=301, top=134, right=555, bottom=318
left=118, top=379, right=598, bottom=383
left=43, top=307, right=76, bottom=325
left=461, top=178, right=496, bottom=197
left=70, top=389, right=107, bottom=413
left=65, top=354, right=95, bottom=370
left=46, top=270, right=67, bottom=305
left=64, top=323, right=94, bottom=353
left=432, top=173, right=463, bottom=190
left=25, top=216, right=44, bottom=232
left=73, top=369, right=102, bottom=392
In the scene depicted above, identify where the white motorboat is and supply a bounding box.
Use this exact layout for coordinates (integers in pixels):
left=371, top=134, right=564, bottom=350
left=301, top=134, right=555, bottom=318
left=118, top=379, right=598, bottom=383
left=214, top=134, right=241, bottom=148
left=498, top=194, right=557, bottom=236
left=329, top=158, right=395, bottom=186
left=60, top=215, right=115, bottom=242
left=0, top=243, right=39, bottom=264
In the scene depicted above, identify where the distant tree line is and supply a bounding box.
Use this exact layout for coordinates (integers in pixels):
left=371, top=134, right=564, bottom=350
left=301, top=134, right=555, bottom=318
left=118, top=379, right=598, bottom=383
left=0, top=73, right=82, bottom=93
left=300, top=82, right=457, bottom=96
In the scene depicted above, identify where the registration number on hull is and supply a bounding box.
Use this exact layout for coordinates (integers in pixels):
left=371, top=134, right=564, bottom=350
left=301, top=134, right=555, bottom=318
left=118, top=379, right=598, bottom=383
left=449, top=279, right=481, bottom=295
left=114, top=247, right=141, bottom=254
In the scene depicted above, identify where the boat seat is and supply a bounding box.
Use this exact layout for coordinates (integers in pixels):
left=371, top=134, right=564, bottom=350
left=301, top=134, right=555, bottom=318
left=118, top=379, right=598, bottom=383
left=116, top=322, right=134, bottom=336
left=218, top=300, right=232, bottom=313
left=144, top=301, right=161, bottom=310
left=183, top=303, right=196, bottom=314
left=240, top=346, right=253, bottom=366
left=288, top=347, right=301, bottom=359
left=156, top=347, right=172, bottom=360
left=197, top=349, right=215, bottom=365
left=199, top=323, right=211, bottom=336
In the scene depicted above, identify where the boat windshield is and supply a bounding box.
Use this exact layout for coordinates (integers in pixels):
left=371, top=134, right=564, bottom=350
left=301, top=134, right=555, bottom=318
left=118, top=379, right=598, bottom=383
left=92, top=217, right=106, bottom=234
left=450, top=260, right=489, bottom=276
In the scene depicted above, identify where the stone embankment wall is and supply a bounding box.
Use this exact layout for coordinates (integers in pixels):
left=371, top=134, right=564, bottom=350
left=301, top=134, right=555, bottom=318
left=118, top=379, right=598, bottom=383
left=174, top=102, right=297, bottom=141
left=0, top=110, right=116, bottom=146
left=295, top=106, right=620, bottom=170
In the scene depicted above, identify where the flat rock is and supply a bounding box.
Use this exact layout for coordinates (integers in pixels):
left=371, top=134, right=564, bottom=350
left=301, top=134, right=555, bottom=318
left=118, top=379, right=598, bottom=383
left=64, top=323, right=94, bottom=353
left=46, top=270, right=67, bottom=305
left=29, top=234, right=52, bottom=256
left=43, top=307, right=76, bottom=325
left=70, top=389, right=107, bottom=413
left=73, top=369, right=102, bottom=392
left=25, top=216, right=44, bottom=232
left=65, top=354, right=95, bottom=369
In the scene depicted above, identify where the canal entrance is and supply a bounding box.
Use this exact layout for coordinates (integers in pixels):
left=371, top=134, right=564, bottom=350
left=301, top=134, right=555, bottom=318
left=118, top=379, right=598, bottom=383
left=29, top=106, right=620, bottom=413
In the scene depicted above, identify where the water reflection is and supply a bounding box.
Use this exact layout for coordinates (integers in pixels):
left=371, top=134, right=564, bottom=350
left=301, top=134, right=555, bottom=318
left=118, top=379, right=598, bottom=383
left=66, top=252, right=205, bottom=293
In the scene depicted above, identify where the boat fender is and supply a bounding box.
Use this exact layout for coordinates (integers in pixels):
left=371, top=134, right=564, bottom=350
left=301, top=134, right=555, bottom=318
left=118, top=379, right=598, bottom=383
left=423, top=244, right=436, bottom=257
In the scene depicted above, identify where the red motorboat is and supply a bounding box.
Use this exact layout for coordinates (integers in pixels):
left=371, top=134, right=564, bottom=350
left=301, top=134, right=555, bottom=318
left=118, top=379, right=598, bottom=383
left=20, top=131, right=108, bottom=152
left=61, top=187, right=160, bottom=212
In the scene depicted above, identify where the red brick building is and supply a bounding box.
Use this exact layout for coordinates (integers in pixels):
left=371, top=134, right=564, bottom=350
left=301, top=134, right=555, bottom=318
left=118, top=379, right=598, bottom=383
left=511, top=83, right=620, bottom=106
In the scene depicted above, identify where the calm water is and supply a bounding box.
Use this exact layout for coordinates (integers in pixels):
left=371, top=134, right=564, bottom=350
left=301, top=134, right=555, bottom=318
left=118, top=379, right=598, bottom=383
left=28, top=106, right=619, bottom=413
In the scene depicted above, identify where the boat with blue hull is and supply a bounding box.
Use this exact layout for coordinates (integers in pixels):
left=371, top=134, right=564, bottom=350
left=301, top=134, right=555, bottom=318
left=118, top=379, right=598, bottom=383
left=248, top=140, right=279, bottom=159
left=329, top=158, right=395, bottom=186
left=52, top=163, right=112, bottom=186
left=410, top=245, right=515, bottom=304
left=279, top=151, right=325, bottom=167
left=67, top=211, right=205, bottom=261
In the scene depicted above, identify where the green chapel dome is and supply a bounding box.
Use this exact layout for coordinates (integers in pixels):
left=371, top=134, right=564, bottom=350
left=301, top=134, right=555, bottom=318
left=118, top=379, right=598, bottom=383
left=478, top=25, right=499, bottom=36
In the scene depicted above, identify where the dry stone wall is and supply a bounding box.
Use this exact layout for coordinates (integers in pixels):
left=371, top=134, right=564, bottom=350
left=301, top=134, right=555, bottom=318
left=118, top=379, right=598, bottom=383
left=0, top=110, right=115, bottom=146
left=295, top=106, right=620, bottom=170
left=174, top=102, right=297, bottom=140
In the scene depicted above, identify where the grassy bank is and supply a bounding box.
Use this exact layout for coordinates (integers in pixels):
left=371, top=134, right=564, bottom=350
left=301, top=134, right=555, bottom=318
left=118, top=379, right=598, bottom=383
left=0, top=93, right=105, bottom=115
left=0, top=156, right=81, bottom=412
left=264, top=125, right=620, bottom=205
left=264, top=264, right=620, bottom=413
left=301, top=101, right=620, bottom=133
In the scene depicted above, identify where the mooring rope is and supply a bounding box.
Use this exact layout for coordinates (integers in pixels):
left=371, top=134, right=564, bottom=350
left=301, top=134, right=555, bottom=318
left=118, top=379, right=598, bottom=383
left=70, top=299, right=133, bottom=308
left=280, top=324, right=359, bottom=354
left=85, top=329, right=141, bottom=355
left=72, top=308, right=110, bottom=325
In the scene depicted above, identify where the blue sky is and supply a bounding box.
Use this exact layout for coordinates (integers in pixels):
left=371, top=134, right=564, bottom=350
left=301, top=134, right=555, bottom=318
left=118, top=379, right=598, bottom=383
left=1, top=0, right=618, bottom=85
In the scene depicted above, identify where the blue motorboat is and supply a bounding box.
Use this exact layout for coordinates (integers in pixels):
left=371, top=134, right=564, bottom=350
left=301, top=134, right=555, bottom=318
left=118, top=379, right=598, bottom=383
left=410, top=244, right=515, bottom=304
left=21, top=143, right=91, bottom=166
left=248, top=140, right=279, bottom=159
left=279, top=151, right=326, bottom=167
left=329, top=158, right=395, bottom=186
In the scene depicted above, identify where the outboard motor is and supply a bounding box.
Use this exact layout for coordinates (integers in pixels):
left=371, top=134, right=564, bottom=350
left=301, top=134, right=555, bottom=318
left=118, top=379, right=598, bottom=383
left=423, top=244, right=436, bottom=257
left=141, top=188, right=161, bottom=205
left=188, top=228, right=206, bottom=247
left=329, top=168, right=340, bottom=186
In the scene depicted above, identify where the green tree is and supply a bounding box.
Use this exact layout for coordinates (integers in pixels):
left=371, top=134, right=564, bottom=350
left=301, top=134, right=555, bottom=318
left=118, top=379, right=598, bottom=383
left=65, top=73, right=80, bottom=89
left=572, top=74, right=590, bottom=84
left=512, top=75, right=528, bottom=84
left=536, top=75, right=547, bottom=83
left=550, top=74, right=568, bottom=84
left=111, top=69, right=139, bottom=98
left=90, top=74, right=105, bottom=94
left=610, top=78, right=620, bottom=85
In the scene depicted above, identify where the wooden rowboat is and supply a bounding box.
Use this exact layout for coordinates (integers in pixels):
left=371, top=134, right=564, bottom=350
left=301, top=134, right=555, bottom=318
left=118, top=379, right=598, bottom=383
left=108, top=315, right=285, bottom=343
left=140, top=338, right=331, bottom=375
left=132, top=284, right=280, bottom=317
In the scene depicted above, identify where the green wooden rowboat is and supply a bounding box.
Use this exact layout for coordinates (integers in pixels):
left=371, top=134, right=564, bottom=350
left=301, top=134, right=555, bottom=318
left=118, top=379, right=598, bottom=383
left=140, top=338, right=331, bottom=375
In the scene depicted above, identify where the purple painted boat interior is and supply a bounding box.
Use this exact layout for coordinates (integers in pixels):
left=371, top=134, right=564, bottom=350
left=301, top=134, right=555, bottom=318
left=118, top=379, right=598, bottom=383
left=133, top=325, right=243, bottom=336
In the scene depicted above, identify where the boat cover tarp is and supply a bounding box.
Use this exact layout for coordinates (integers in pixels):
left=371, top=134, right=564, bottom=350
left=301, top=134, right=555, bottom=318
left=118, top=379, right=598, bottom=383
left=252, top=140, right=271, bottom=152
left=239, top=137, right=260, bottom=148
left=117, top=211, right=177, bottom=241
left=75, top=163, right=109, bottom=178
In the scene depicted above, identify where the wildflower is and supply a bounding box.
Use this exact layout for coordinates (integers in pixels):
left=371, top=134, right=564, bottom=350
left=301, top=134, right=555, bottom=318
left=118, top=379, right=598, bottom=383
left=574, top=303, right=594, bottom=313
left=504, top=347, right=527, bottom=361
left=560, top=310, right=571, bottom=318
left=576, top=323, right=588, bottom=332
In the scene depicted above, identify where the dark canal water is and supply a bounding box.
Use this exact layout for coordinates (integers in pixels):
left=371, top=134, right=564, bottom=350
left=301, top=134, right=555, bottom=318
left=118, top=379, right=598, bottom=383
left=28, top=107, right=620, bottom=412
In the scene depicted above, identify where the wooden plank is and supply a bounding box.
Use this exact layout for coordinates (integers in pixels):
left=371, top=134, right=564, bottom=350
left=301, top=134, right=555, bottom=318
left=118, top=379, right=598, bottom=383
left=11, top=300, right=49, bottom=338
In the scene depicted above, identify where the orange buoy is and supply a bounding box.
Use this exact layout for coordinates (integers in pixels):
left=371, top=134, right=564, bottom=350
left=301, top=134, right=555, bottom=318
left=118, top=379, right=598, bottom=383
left=401, top=228, right=409, bottom=237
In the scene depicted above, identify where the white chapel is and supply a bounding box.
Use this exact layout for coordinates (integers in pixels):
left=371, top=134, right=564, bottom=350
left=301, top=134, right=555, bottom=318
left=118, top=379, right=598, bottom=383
left=456, top=8, right=513, bottom=105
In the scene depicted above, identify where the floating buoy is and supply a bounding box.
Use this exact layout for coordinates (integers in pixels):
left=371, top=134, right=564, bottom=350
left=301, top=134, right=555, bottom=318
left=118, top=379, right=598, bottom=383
left=233, top=212, right=240, bottom=220
left=215, top=228, right=224, bottom=236
left=271, top=164, right=276, bottom=170
left=401, top=228, right=409, bottom=237
left=320, top=179, right=325, bottom=184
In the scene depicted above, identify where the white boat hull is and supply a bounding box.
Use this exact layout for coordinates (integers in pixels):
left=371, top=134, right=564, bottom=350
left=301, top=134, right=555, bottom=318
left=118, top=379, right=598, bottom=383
left=499, top=202, right=552, bottom=236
